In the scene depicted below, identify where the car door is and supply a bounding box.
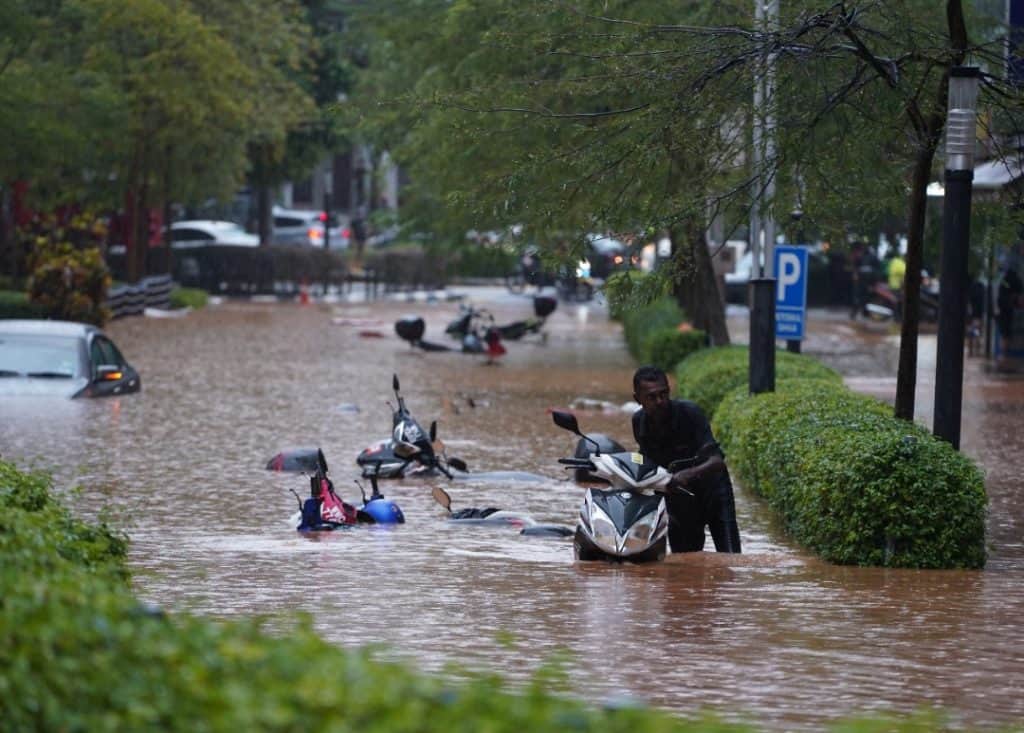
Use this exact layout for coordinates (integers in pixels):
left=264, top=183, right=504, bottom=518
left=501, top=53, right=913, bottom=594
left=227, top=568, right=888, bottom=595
left=89, top=336, right=140, bottom=396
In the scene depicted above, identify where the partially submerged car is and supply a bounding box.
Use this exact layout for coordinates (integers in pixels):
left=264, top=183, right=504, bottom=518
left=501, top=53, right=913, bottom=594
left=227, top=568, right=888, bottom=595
left=0, top=320, right=141, bottom=398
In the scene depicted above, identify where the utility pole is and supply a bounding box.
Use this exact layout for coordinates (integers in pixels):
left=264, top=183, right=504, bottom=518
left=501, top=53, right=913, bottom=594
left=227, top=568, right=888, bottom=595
left=749, top=0, right=779, bottom=394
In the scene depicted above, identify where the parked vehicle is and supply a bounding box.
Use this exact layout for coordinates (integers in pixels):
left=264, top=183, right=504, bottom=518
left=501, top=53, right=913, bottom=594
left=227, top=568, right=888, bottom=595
left=863, top=274, right=940, bottom=323
left=272, top=206, right=350, bottom=249
left=355, top=374, right=467, bottom=479
left=280, top=448, right=404, bottom=531
left=170, top=220, right=259, bottom=249
left=444, top=297, right=556, bottom=343
left=430, top=484, right=573, bottom=537
left=551, top=410, right=698, bottom=563
left=394, top=315, right=507, bottom=359
left=0, top=320, right=141, bottom=398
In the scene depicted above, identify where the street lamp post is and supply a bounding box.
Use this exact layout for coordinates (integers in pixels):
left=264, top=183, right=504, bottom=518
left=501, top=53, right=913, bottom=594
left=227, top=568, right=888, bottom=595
left=933, top=66, right=981, bottom=450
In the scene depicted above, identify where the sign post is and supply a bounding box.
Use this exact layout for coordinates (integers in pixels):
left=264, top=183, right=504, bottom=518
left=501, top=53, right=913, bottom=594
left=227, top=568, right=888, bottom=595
left=774, top=245, right=808, bottom=345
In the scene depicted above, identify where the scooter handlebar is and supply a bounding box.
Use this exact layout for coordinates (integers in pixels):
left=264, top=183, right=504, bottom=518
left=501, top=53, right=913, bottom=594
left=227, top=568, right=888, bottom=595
left=558, top=458, right=594, bottom=467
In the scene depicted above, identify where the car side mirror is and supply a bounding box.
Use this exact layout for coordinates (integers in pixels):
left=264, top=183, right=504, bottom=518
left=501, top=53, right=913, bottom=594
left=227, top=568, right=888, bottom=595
left=95, top=364, right=124, bottom=382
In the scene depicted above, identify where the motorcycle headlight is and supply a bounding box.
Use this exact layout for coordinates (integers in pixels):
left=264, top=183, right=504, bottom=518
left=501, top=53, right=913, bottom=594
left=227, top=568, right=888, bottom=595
left=589, top=510, right=618, bottom=553
left=621, top=509, right=666, bottom=555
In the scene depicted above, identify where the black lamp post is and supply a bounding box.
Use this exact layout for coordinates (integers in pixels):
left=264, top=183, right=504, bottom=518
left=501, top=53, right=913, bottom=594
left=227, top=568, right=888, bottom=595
left=933, top=66, right=981, bottom=450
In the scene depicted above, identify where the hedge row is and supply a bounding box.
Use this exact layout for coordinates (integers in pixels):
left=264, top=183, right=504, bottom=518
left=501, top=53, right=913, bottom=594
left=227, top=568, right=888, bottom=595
left=710, top=377, right=987, bottom=569
left=0, top=289, right=48, bottom=319
left=619, top=295, right=707, bottom=371
left=674, top=344, right=842, bottom=419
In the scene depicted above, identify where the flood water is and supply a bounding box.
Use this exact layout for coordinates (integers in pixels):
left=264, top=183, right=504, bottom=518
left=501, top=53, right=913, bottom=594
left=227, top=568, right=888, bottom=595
left=1, top=291, right=1021, bottom=731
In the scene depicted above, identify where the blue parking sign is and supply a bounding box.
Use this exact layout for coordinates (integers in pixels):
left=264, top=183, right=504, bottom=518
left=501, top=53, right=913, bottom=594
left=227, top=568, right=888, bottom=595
left=774, top=245, right=808, bottom=340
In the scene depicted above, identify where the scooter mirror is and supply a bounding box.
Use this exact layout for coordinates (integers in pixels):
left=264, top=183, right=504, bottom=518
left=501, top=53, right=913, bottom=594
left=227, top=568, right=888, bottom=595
left=393, top=374, right=400, bottom=392
left=394, top=441, right=421, bottom=458
left=447, top=456, right=468, bottom=472
left=431, top=485, right=452, bottom=512
left=429, top=420, right=438, bottom=442
left=551, top=410, right=581, bottom=435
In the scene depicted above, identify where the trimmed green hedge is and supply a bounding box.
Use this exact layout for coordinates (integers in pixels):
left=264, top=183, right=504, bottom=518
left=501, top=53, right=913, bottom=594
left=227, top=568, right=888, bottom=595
left=675, top=344, right=842, bottom=418
left=713, top=381, right=987, bottom=568
left=0, top=289, right=49, bottom=319
left=619, top=295, right=707, bottom=369
left=169, top=287, right=209, bottom=310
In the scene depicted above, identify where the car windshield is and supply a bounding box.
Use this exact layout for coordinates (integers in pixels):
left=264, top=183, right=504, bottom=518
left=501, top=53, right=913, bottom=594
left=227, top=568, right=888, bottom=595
left=0, top=335, right=83, bottom=378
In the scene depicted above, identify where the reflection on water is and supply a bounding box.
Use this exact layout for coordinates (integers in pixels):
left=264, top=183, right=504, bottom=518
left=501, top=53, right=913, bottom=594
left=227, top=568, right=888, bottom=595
left=1, top=297, right=1022, bottom=731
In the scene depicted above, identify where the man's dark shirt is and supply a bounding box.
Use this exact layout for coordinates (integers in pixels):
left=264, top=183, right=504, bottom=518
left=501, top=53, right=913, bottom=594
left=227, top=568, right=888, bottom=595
left=632, top=399, right=723, bottom=481
left=632, top=399, right=740, bottom=552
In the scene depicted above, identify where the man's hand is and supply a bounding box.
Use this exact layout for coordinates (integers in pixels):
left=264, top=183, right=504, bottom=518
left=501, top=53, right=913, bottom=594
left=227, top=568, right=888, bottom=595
left=667, top=469, right=696, bottom=496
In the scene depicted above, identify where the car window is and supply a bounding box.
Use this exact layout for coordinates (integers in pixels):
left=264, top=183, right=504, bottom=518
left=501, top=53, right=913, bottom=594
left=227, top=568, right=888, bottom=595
left=92, top=337, right=123, bottom=367
left=274, top=216, right=304, bottom=228
left=172, top=228, right=214, bottom=241
left=0, top=335, right=83, bottom=377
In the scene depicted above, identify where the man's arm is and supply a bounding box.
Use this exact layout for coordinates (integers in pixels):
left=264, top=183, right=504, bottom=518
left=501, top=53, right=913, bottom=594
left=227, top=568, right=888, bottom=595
left=668, top=450, right=725, bottom=493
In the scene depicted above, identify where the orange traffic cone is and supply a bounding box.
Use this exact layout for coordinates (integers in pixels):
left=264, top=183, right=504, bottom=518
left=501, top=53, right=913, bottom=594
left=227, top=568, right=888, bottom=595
left=299, top=279, right=310, bottom=306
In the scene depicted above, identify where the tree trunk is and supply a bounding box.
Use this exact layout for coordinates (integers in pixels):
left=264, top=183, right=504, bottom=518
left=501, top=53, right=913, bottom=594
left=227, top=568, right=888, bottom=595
left=894, top=146, right=935, bottom=421
left=674, top=217, right=730, bottom=345
left=257, top=186, right=273, bottom=246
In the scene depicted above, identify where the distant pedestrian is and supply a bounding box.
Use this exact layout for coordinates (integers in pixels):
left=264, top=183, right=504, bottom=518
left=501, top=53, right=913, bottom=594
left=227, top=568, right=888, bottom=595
left=996, top=250, right=1024, bottom=367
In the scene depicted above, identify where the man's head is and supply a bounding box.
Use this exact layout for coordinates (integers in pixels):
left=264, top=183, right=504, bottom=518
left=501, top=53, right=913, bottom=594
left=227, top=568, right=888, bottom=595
left=633, top=365, right=671, bottom=425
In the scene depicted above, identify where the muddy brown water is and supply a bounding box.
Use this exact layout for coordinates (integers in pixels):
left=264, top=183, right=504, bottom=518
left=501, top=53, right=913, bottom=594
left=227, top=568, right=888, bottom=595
left=1, top=292, right=1021, bottom=731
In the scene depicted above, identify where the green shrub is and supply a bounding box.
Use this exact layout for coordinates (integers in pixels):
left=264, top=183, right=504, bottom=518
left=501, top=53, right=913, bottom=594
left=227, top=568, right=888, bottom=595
left=620, top=296, right=687, bottom=362
left=0, top=290, right=48, bottom=319
left=675, top=344, right=841, bottom=418
left=28, top=243, right=111, bottom=325
left=169, top=287, right=209, bottom=310
left=644, top=327, right=707, bottom=373
left=713, top=382, right=987, bottom=568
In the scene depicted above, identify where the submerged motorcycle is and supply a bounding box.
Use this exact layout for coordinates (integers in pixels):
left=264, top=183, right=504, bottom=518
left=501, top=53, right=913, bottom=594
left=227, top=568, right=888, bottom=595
left=279, top=448, right=405, bottom=531
left=551, top=410, right=694, bottom=562
left=444, top=296, right=557, bottom=342
left=395, top=315, right=506, bottom=358
left=356, top=374, right=467, bottom=479
left=429, top=484, right=573, bottom=538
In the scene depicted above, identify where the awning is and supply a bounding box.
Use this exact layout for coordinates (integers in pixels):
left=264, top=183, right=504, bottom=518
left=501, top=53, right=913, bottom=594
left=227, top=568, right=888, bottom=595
left=928, top=155, right=1024, bottom=197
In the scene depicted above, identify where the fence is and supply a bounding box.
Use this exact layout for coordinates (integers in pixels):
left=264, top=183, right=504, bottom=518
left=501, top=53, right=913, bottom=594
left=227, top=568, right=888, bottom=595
left=107, top=274, right=173, bottom=319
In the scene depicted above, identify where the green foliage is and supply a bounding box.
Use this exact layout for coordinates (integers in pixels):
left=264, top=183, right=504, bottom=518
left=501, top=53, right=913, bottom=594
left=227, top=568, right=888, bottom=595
left=0, top=290, right=48, bottom=319
left=713, top=382, right=987, bottom=569
left=27, top=243, right=112, bottom=326
left=447, top=242, right=519, bottom=279
left=619, top=296, right=686, bottom=362
left=169, top=287, right=209, bottom=310
left=674, top=345, right=842, bottom=419
left=644, top=328, right=708, bottom=374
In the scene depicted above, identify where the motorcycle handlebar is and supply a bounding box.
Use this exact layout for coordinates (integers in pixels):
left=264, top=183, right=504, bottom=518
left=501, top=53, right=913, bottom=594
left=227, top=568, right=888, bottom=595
left=558, top=458, right=594, bottom=467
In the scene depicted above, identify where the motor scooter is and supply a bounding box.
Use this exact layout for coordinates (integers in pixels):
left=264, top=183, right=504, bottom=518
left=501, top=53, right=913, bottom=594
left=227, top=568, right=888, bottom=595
left=551, top=410, right=697, bottom=562
left=864, top=274, right=939, bottom=323
left=283, top=448, right=405, bottom=531
left=355, top=374, right=468, bottom=479
left=444, top=296, right=557, bottom=342
left=395, top=315, right=506, bottom=358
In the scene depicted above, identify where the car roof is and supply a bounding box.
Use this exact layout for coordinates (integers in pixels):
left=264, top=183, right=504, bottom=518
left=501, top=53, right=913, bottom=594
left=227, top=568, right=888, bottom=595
left=272, top=207, right=322, bottom=218
left=0, top=319, right=99, bottom=337
left=171, top=220, right=247, bottom=231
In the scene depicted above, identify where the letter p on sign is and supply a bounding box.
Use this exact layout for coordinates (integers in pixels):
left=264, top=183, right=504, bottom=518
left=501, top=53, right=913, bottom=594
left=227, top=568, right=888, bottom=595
left=777, top=252, right=801, bottom=302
